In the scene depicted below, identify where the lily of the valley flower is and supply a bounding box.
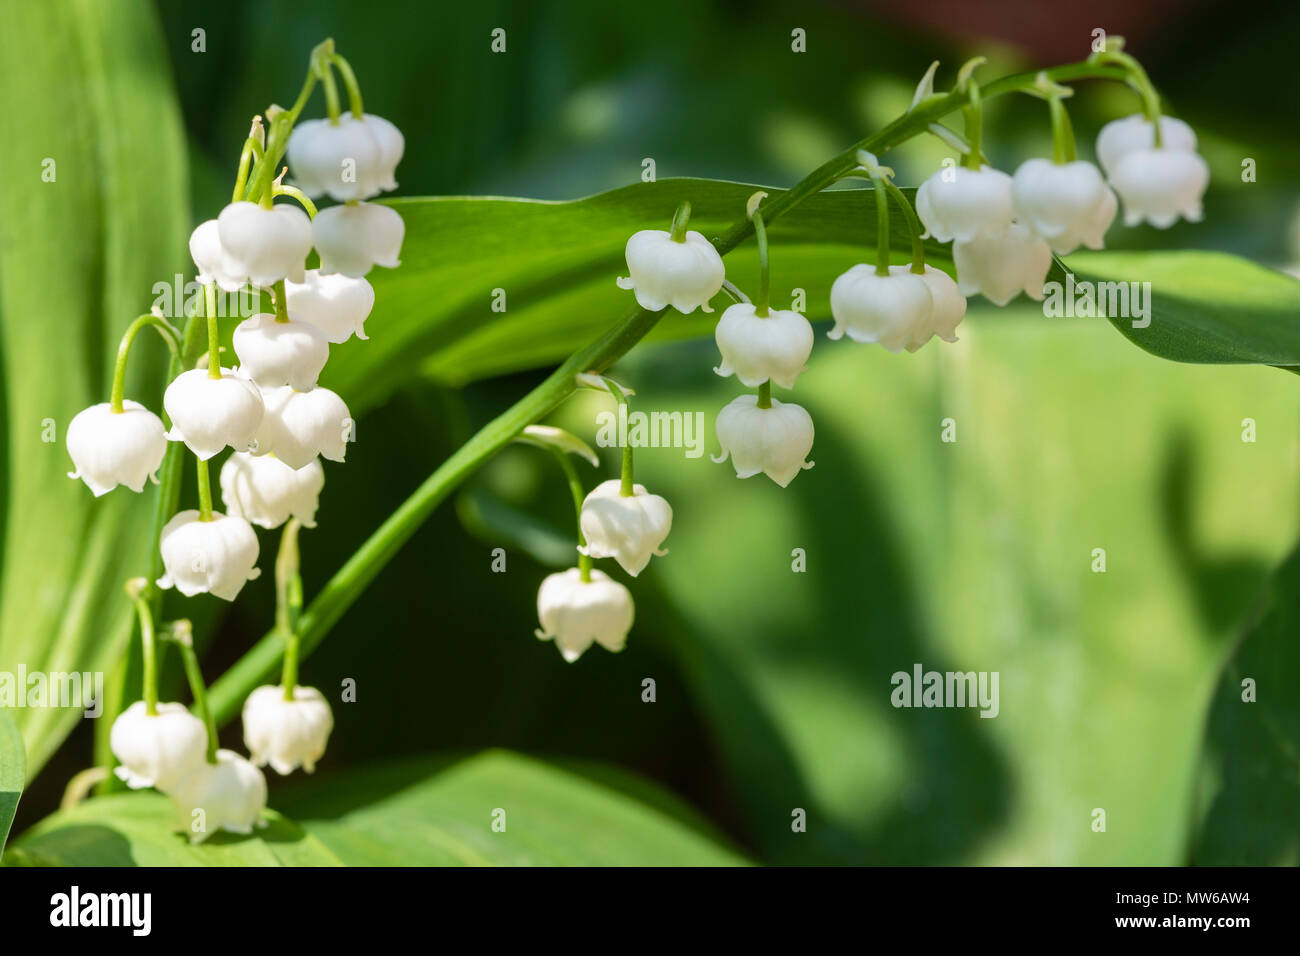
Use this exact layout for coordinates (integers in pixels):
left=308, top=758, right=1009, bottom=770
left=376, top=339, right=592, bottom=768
left=284, top=269, right=376, bottom=343
left=189, top=219, right=248, bottom=293
left=952, top=221, right=1053, bottom=306
left=535, top=567, right=634, bottom=662
left=617, top=229, right=725, bottom=314
left=910, top=265, right=968, bottom=349
left=312, top=202, right=404, bottom=277
left=109, top=701, right=209, bottom=792
left=168, top=749, right=268, bottom=843
left=242, top=685, right=334, bottom=775
left=66, top=401, right=167, bottom=496
left=232, top=312, right=330, bottom=391
left=163, top=368, right=265, bottom=460
left=712, top=394, right=815, bottom=487
left=251, top=385, right=352, bottom=470
left=1108, top=147, right=1209, bottom=229
left=915, top=164, right=1014, bottom=242
left=220, top=452, right=324, bottom=529
left=713, top=303, right=814, bottom=388
left=1011, top=158, right=1117, bottom=255
left=828, top=264, right=933, bottom=351
left=579, top=479, right=672, bottom=577
left=157, top=510, right=261, bottom=601
left=216, top=201, right=313, bottom=288
left=1095, top=114, right=1198, bottom=177
left=288, top=112, right=404, bottom=201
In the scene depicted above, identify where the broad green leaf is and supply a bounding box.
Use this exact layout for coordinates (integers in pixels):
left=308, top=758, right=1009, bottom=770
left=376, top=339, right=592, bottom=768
left=276, top=750, right=748, bottom=866
left=1190, top=543, right=1300, bottom=865
left=0, top=0, right=189, bottom=776
left=0, top=708, right=23, bottom=853
left=5, top=792, right=343, bottom=867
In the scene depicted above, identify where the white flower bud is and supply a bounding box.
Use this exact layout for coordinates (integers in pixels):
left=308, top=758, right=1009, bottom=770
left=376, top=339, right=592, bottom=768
left=1108, top=147, right=1210, bottom=229
left=535, top=567, right=634, bottom=662
left=242, top=685, right=333, bottom=775
left=1095, top=113, right=1197, bottom=177
left=189, top=219, right=247, bottom=293
left=578, top=479, right=672, bottom=577
left=312, top=202, right=404, bottom=278
left=66, top=401, right=167, bottom=496
left=828, top=264, right=933, bottom=351
left=359, top=113, right=405, bottom=192
left=915, top=164, right=1014, bottom=242
left=1011, top=159, right=1117, bottom=255
left=287, top=114, right=383, bottom=201
left=232, top=312, right=330, bottom=391
left=157, top=510, right=261, bottom=601
left=169, top=749, right=267, bottom=843
left=952, top=221, right=1053, bottom=306
left=713, top=303, right=813, bottom=388
left=220, top=452, right=324, bottom=529
left=616, top=229, right=725, bottom=314
left=284, top=269, right=376, bottom=344
left=251, top=384, right=352, bottom=470
left=908, top=265, right=968, bottom=349
left=163, top=368, right=265, bottom=460
left=216, top=201, right=313, bottom=288
left=109, top=701, right=208, bottom=792
left=711, top=394, right=815, bottom=488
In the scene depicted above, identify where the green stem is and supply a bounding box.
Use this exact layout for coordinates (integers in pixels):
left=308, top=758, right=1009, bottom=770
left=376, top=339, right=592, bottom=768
left=195, top=458, right=213, bottom=522
left=1048, top=94, right=1077, bottom=164
left=603, top=380, right=635, bottom=496
left=130, top=594, right=158, bottom=716
left=873, top=176, right=891, bottom=276
left=204, top=282, right=220, bottom=379
left=109, top=313, right=182, bottom=413
left=204, top=56, right=1133, bottom=730
left=233, top=135, right=264, bottom=204
left=549, top=449, right=592, bottom=582
left=330, top=52, right=364, bottom=117
left=961, top=82, right=983, bottom=170
left=757, top=380, right=772, bottom=409
left=877, top=176, right=926, bottom=274
left=273, top=279, right=290, bottom=323
left=752, top=212, right=771, bottom=316
left=177, top=631, right=219, bottom=764
left=1092, top=48, right=1163, bottom=145
left=668, top=201, right=691, bottom=242
left=276, top=519, right=303, bottom=698
left=273, top=183, right=318, bottom=218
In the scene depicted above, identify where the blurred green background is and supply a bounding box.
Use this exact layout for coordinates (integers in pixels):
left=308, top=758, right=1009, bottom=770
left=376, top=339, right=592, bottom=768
left=4, top=0, right=1300, bottom=864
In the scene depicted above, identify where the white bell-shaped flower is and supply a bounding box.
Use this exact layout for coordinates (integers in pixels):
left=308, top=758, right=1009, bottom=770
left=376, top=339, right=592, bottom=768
left=908, top=265, right=968, bottom=350
left=616, top=229, right=725, bottom=313
left=189, top=219, right=247, bottom=293
left=1109, top=147, right=1210, bottom=229
left=1095, top=113, right=1197, bottom=177
left=251, top=385, right=352, bottom=470
left=535, top=567, right=634, bottom=662
left=714, top=303, right=814, bottom=388
left=66, top=401, right=167, bottom=497
left=284, top=269, right=376, bottom=343
left=828, top=264, right=933, bottom=351
left=157, top=510, right=261, bottom=601
left=109, top=701, right=209, bottom=792
left=287, top=114, right=383, bottom=201
left=163, top=368, right=265, bottom=460
left=1011, top=159, right=1117, bottom=254
left=242, top=685, right=333, bottom=775
left=232, top=312, right=330, bottom=391
left=216, top=201, right=313, bottom=288
left=359, top=113, right=405, bottom=192
left=712, top=394, right=815, bottom=487
left=220, top=452, right=324, bottom=529
left=953, top=221, right=1053, bottom=306
left=312, top=202, right=404, bottom=278
left=169, top=749, right=267, bottom=843
left=915, top=164, right=1014, bottom=242
left=578, top=479, right=672, bottom=577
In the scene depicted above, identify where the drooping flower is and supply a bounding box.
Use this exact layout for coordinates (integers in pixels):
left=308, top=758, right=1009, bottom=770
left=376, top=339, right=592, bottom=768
left=358, top=113, right=405, bottom=192
left=232, top=312, right=330, bottom=392
left=616, top=229, right=725, bottom=313
left=109, top=701, right=209, bottom=792
left=242, top=685, right=333, bottom=775
left=910, top=265, right=968, bottom=349
left=250, top=385, right=352, bottom=470
left=828, top=264, right=933, bottom=350
left=157, top=510, right=261, bottom=601
left=713, top=303, right=814, bottom=388
left=216, top=201, right=313, bottom=288
left=163, top=368, right=265, bottom=460
left=952, top=221, right=1053, bottom=306
left=66, top=401, right=167, bottom=496
left=1011, top=158, right=1117, bottom=254
left=1095, top=113, right=1198, bottom=177
left=712, top=394, right=815, bottom=487
left=287, top=113, right=384, bottom=201
left=578, top=479, right=672, bottom=577
left=915, top=164, right=1015, bottom=243
left=189, top=219, right=247, bottom=293
left=1108, top=147, right=1210, bottom=229
left=169, top=749, right=268, bottom=843
left=312, top=202, right=404, bottom=278
left=535, top=567, right=634, bottom=662
left=220, top=452, right=324, bottom=529
left=284, top=269, right=376, bottom=344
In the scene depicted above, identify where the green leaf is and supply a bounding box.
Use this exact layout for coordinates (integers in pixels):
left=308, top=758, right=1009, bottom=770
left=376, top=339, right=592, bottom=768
left=0, top=0, right=189, bottom=776
left=0, top=709, right=24, bottom=854
left=5, top=792, right=343, bottom=867
left=1190, top=543, right=1300, bottom=865
left=276, top=750, right=748, bottom=866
